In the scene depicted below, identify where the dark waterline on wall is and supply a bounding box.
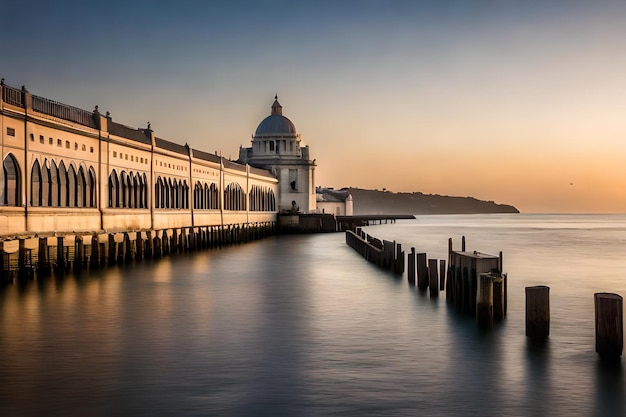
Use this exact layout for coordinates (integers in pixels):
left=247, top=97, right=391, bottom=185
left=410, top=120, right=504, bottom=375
left=1, top=214, right=625, bottom=416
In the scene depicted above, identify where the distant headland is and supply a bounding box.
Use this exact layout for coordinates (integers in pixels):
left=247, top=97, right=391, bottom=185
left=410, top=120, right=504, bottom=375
left=341, top=188, right=519, bottom=215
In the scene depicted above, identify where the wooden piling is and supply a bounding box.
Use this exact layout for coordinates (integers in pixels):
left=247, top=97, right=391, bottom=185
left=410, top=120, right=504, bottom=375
left=526, top=286, right=550, bottom=340
left=417, top=253, right=428, bottom=290
left=594, top=292, right=623, bottom=359
left=493, top=276, right=505, bottom=320
left=477, top=273, right=494, bottom=329
left=461, top=235, right=466, bottom=252
left=439, top=259, right=445, bottom=291
left=407, top=247, right=416, bottom=285
left=428, top=259, right=438, bottom=297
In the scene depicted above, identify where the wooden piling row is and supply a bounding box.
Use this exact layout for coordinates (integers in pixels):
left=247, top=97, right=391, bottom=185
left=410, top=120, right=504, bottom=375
left=0, top=222, right=275, bottom=280
left=345, top=230, right=403, bottom=272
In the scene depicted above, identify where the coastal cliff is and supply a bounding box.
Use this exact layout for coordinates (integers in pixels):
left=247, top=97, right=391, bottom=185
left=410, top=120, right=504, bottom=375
left=344, top=188, right=519, bottom=215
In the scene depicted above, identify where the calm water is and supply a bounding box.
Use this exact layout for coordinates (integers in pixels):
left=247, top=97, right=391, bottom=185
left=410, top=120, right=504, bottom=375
left=1, top=214, right=625, bottom=416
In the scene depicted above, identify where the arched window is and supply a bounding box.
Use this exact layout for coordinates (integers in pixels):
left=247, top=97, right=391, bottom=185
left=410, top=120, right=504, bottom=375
left=77, top=167, right=86, bottom=208
left=181, top=180, right=188, bottom=209
left=224, top=183, right=246, bottom=211
left=269, top=189, right=276, bottom=211
left=50, top=161, right=59, bottom=207
left=193, top=182, right=199, bottom=209
left=131, top=173, right=138, bottom=209
left=108, top=170, right=119, bottom=208
left=58, top=161, right=68, bottom=207
left=142, top=173, right=148, bottom=208
left=137, top=174, right=144, bottom=209
left=88, top=167, right=96, bottom=207
left=41, top=160, right=51, bottom=207
left=155, top=177, right=162, bottom=209
left=120, top=171, right=128, bottom=208
left=31, top=160, right=42, bottom=207
left=1, top=154, right=21, bottom=206
left=165, top=178, right=171, bottom=208
left=68, top=165, right=77, bottom=207
left=209, top=183, right=219, bottom=209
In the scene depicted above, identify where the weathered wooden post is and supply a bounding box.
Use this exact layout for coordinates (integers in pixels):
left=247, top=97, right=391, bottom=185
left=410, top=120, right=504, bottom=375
left=493, top=275, right=505, bottom=320
left=594, top=292, right=623, bottom=359
left=428, top=259, right=438, bottom=297
left=394, top=242, right=404, bottom=274
left=439, top=259, right=446, bottom=291
left=526, top=286, right=550, bottom=340
left=461, top=235, right=466, bottom=252
left=477, top=273, right=494, bottom=329
left=407, top=247, right=416, bottom=285
left=417, top=253, right=428, bottom=290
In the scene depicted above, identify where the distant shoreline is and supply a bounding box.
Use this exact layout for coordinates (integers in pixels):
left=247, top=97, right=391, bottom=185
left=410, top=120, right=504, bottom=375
left=342, top=187, right=519, bottom=215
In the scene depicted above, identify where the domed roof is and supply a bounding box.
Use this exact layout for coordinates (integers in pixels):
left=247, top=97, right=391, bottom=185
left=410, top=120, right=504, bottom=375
left=254, top=96, right=297, bottom=136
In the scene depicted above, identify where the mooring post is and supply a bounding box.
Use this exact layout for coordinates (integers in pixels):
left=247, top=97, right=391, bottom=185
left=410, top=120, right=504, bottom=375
left=594, top=292, right=623, bottom=359
left=428, top=259, right=438, bottom=297
left=417, top=253, right=428, bottom=290
left=407, top=247, right=416, bottom=285
left=493, top=276, right=505, bottom=320
left=439, top=259, right=446, bottom=291
left=461, top=235, right=466, bottom=252
left=526, top=286, right=550, bottom=340
left=477, top=273, right=494, bottom=329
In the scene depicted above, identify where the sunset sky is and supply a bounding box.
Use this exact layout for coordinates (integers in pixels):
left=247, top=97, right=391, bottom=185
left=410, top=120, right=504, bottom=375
left=2, top=1, right=626, bottom=213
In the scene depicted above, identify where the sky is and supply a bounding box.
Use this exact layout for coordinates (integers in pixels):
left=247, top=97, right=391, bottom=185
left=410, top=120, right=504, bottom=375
left=2, top=0, right=626, bottom=213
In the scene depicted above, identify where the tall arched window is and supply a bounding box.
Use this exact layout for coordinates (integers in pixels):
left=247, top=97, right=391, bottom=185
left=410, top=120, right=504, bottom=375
left=108, top=170, right=119, bottom=208
left=120, top=171, right=128, bottom=208
left=88, top=167, right=96, bottom=208
left=41, top=160, right=51, bottom=207
left=224, top=183, right=246, bottom=211
left=165, top=178, right=171, bottom=208
left=50, top=161, right=59, bottom=207
left=209, top=183, right=219, bottom=209
left=31, top=160, right=42, bottom=207
left=58, top=161, right=68, bottom=207
left=181, top=180, right=188, bottom=209
left=2, top=154, right=20, bottom=206
left=77, top=167, right=86, bottom=208
left=142, top=173, right=148, bottom=208
left=68, top=165, right=77, bottom=207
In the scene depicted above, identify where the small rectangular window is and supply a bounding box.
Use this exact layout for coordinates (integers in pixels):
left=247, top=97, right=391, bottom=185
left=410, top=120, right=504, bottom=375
left=57, top=139, right=62, bottom=147
left=65, top=141, right=70, bottom=149
left=125, top=154, right=128, bottom=160
left=40, top=135, right=44, bottom=144
left=7, top=127, right=15, bottom=136
left=74, top=142, right=78, bottom=150
left=49, top=137, right=53, bottom=144
left=82, top=144, right=86, bottom=151
left=113, top=151, right=117, bottom=157
left=131, top=155, right=134, bottom=162
left=30, top=133, right=34, bottom=141
left=90, top=147, right=94, bottom=153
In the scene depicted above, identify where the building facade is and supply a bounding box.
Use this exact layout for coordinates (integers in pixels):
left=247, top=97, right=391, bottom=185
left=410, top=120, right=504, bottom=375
left=0, top=81, right=278, bottom=238
left=238, top=97, right=317, bottom=213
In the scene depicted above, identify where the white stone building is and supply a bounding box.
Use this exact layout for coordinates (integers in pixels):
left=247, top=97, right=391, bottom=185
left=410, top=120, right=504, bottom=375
left=238, top=97, right=316, bottom=213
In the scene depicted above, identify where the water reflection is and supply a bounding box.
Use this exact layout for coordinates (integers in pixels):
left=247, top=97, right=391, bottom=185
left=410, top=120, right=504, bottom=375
left=1, top=216, right=626, bottom=415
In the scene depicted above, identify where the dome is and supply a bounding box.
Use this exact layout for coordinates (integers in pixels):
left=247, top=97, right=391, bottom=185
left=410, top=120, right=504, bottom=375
left=255, top=114, right=296, bottom=135
left=254, top=96, right=297, bottom=136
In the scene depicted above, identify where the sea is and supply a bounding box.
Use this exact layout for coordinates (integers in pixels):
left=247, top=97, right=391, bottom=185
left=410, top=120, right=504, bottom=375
left=1, top=214, right=625, bottom=416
